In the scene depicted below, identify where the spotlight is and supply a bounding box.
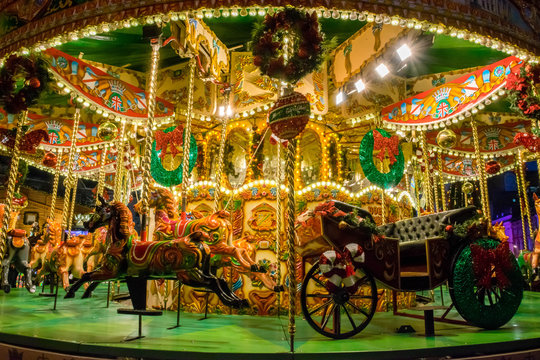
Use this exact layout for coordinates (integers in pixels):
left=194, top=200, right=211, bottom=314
left=375, top=63, right=390, bottom=78
left=335, top=91, right=344, bottom=105
left=396, top=44, right=412, bottom=61
left=354, top=79, right=366, bottom=93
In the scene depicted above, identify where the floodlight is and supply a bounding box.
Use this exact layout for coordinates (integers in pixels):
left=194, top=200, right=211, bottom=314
left=397, top=44, right=412, bottom=60
left=375, top=63, right=390, bottom=78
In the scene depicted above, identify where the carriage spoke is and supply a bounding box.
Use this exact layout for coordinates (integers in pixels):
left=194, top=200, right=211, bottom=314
left=349, top=295, right=375, bottom=299
left=333, top=304, right=341, bottom=334
left=309, top=298, right=333, bottom=316
left=346, top=300, right=370, bottom=317
left=307, top=294, right=332, bottom=298
left=312, top=275, right=327, bottom=289
left=321, top=303, right=335, bottom=330
left=486, top=290, right=494, bottom=306
left=342, top=303, right=357, bottom=330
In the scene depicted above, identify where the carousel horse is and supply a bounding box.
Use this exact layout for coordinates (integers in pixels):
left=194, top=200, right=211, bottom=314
left=133, top=187, right=279, bottom=289
left=29, top=218, right=61, bottom=274
left=0, top=204, right=35, bottom=293
left=518, top=193, right=540, bottom=282
left=82, top=227, right=107, bottom=273
left=64, top=196, right=248, bottom=310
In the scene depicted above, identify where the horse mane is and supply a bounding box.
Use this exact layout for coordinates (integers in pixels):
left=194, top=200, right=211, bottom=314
left=110, top=202, right=133, bottom=239
left=156, top=188, right=179, bottom=219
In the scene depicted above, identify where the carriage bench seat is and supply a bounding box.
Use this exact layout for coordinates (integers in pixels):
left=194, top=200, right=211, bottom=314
left=378, top=206, right=478, bottom=272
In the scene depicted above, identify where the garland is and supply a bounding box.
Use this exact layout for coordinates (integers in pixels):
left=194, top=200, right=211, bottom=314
left=250, top=7, right=331, bottom=84
left=0, top=55, right=50, bottom=114
left=313, top=201, right=380, bottom=236
left=250, top=129, right=264, bottom=179
left=150, top=126, right=197, bottom=187
left=0, top=126, right=49, bottom=153
left=359, top=129, right=404, bottom=189
left=506, top=64, right=540, bottom=121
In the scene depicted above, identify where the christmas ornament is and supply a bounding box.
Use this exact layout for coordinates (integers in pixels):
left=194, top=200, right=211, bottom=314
left=0, top=127, right=48, bottom=153
left=268, top=91, right=310, bottom=140
left=0, top=55, right=50, bottom=114
left=462, top=181, right=474, bottom=194
left=97, top=121, right=118, bottom=141
left=505, top=64, right=540, bottom=120
left=42, top=152, right=57, bottom=168
left=359, top=129, right=404, bottom=189
left=436, top=129, right=457, bottom=149
left=513, top=132, right=540, bottom=153
left=485, top=160, right=501, bottom=174
left=250, top=7, right=329, bottom=84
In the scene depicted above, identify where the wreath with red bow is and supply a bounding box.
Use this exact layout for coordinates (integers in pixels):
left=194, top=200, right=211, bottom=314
left=359, top=128, right=404, bottom=189
left=0, top=55, right=50, bottom=114
left=250, top=7, right=330, bottom=84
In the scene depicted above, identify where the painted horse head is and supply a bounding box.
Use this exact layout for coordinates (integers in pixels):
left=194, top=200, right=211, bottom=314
left=43, top=218, right=62, bottom=246
left=488, top=221, right=509, bottom=242
left=85, top=195, right=133, bottom=241
left=134, top=185, right=179, bottom=219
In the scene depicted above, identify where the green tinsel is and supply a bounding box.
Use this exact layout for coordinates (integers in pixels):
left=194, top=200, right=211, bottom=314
left=359, top=128, right=404, bottom=189
left=150, top=126, right=197, bottom=187
left=450, top=237, right=523, bottom=329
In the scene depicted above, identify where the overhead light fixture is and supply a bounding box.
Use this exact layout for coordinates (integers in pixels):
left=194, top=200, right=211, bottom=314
left=335, top=91, right=344, bottom=105
left=354, top=79, right=366, bottom=93
left=375, top=63, right=390, bottom=78
left=396, top=44, right=412, bottom=60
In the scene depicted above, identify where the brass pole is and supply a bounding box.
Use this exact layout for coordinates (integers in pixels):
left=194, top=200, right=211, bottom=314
left=67, top=176, right=78, bottom=238
left=181, top=57, right=196, bottom=214
left=275, top=142, right=282, bottom=314
left=437, top=153, right=447, bottom=211
left=113, top=122, right=126, bottom=202
left=470, top=118, right=490, bottom=220
left=48, top=160, right=61, bottom=220
left=517, top=150, right=533, bottom=250
left=419, top=132, right=433, bottom=212
left=96, top=148, right=108, bottom=205
left=285, top=139, right=297, bottom=352
left=61, top=108, right=81, bottom=231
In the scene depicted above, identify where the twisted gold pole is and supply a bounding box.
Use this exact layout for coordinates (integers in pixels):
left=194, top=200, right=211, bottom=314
left=437, top=153, right=447, bottom=211
left=470, top=118, right=490, bottom=219
left=67, top=176, right=78, bottom=238
left=139, top=41, right=161, bottom=240
left=96, top=148, right=108, bottom=205
left=380, top=188, right=386, bottom=224
left=419, top=132, right=433, bottom=212
left=61, top=108, right=81, bottom=230
left=275, top=142, right=282, bottom=313
left=113, top=122, right=126, bottom=202
left=285, top=139, right=297, bottom=352
left=48, top=161, right=61, bottom=221
left=517, top=150, right=532, bottom=250
left=0, top=111, right=27, bottom=259
left=181, top=57, right=196, bottom=213
left=213, top=116, right=230, bottom=212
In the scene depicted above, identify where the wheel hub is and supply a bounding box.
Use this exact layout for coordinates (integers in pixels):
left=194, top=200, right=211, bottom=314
left=332, top=288, right=350, bottom=305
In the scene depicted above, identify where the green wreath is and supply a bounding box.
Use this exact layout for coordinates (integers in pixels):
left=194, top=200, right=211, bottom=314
left=150, top=126, right=197, bottom=187
left=359, top=128, right=404, bottom=189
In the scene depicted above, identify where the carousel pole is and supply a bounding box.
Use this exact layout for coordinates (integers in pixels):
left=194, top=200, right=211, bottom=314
left=96, top=148, right=108, bottom=205
left=48, top=160, right=61, bottom=220
left=471, top=118, right=491, bottom=220
left=433, top=171, right=440, bottom=212
left=113, top=122, right=126, bottom=202
left=275, top=142, right=282, bottom=314
left=180, top=57, right=196, bottom=214
left=285, top=139, right=297, bottom=353
left=0, top=111, right=27, bottom=259
left=380, top=188, right=386, bottom=224
left=437, top=153, right=447, bottom=212
left=213, top=99, right=230, bottom=212
left=420, top=132, right=433, bottom=212
left=139, top=38, right=161, bottom=241
left=67, top=176, right=78, bottom=238
left=61, top=108, right=81, bottom=235
left=517, top=150, right=532, bottom=250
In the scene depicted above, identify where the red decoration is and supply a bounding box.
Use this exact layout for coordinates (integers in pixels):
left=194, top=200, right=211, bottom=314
left=28, top=77, right=40, bottom=88
left=0, top=127, right=48, bottom=153
left=155, top=126, right=184, bottom=159
left=470, top=241, right=513, bottom=289
left=513, top=132, right=540, bottom=153
left=505, top=64, right=540, bottom=120
left=445, top=225, right=453, bottom=233
left=485, top=160, right=501, bottom=174
left=269, top=133, right=289, bottom=147
left=373, top=130, right=399, bottom=164
left=268, top=91, right=310, bottom=140
left=42, top=152, right=57, bottom=167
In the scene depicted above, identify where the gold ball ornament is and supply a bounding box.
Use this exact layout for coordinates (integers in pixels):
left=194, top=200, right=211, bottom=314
left=462, top=181, right=474, bottom=195
left=97, top=121, right=118, bottom=141
left=436, top=129, right=457, bottom=149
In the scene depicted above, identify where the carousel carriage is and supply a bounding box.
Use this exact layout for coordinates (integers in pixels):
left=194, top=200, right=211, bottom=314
left=299, top=201, right=524, bottom=339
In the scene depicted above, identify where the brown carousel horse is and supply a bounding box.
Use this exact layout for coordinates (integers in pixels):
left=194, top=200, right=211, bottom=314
left=134, top=186, right=280, bottom=291
left=65, top=196, right=248, bottom=310
left=29, top=218, right=62, bottom=274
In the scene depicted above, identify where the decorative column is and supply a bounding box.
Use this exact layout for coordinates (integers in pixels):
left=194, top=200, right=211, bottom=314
left=517, top=150, right=532, bottom=250
left=380, top=189, right=386, bottom=224
left=419, top=132, right=433, bottom=212
left=96, top=148, right=108, bottom=205
left=285, top=139, right=297, bottom=353
left=67, top=176, right=78, bottom=238
left=213, top=114, right=230, bottom=212
left=48, top=161, right=61, bottom=220
left=437, top=153, right=447, bottom=211
left=180, top=57, right=196, bottom=213
left=139, top=39, right=161, bottom=241
left=470, top=118, right=491, bottom=220
left=275, top=143, right=283, bottom=313
left=61, top=108, right=81, bottom=231
left=113, top=122, right=126, bottom=202
left=0, top=111, right=27, bottom=259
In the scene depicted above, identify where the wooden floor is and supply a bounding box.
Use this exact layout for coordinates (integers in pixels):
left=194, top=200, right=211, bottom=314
left=0, top=287, right=538, bottom=360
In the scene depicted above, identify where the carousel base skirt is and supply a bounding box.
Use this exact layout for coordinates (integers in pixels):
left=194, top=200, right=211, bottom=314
left=0, top=288, right=539, bottom=360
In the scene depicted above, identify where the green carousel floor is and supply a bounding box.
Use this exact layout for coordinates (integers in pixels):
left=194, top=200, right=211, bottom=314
left=0, top=287, right=539, bottom=360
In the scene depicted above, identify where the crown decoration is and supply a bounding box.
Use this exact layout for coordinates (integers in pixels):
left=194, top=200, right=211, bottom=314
left=433, top=87, right=451, bottom=102
left=483, top=127, right=501, bottom=139
left=45, top=121, right=63, bottom=132
left=109, top=80, right=126, bottom=95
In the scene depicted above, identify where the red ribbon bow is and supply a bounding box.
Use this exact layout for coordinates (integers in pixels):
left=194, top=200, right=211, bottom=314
left=155, top=126, right=184, bottom=159
left=373, top=130, right=399, bottom=164
left=470, top=241, right=513, bottom=289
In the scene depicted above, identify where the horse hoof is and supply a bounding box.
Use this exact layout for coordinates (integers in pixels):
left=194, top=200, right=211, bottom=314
left=81, top=292, right=91, bottom=299
left=273, top=285, right=284, bottom=292
left=27, top=286, right=36, bottom=294
left=64, top=292, right=75, bottom=299
left=2, top=285, right=10, bottom=294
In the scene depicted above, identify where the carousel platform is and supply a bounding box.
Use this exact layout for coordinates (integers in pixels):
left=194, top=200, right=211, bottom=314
left=0, top=288, right=538, bottom=360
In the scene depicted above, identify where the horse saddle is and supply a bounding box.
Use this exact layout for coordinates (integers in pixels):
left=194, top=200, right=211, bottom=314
left=8, top=229, right=27, bottom=248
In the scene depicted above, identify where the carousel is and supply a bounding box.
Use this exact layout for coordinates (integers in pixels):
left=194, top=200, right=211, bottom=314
left=0, top=1, right=539, bottom=359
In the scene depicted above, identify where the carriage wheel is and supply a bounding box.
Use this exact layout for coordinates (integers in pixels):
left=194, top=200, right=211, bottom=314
left=300, top=262, right=377, bottom=339
left=449, top=237, right=523, bottom=329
